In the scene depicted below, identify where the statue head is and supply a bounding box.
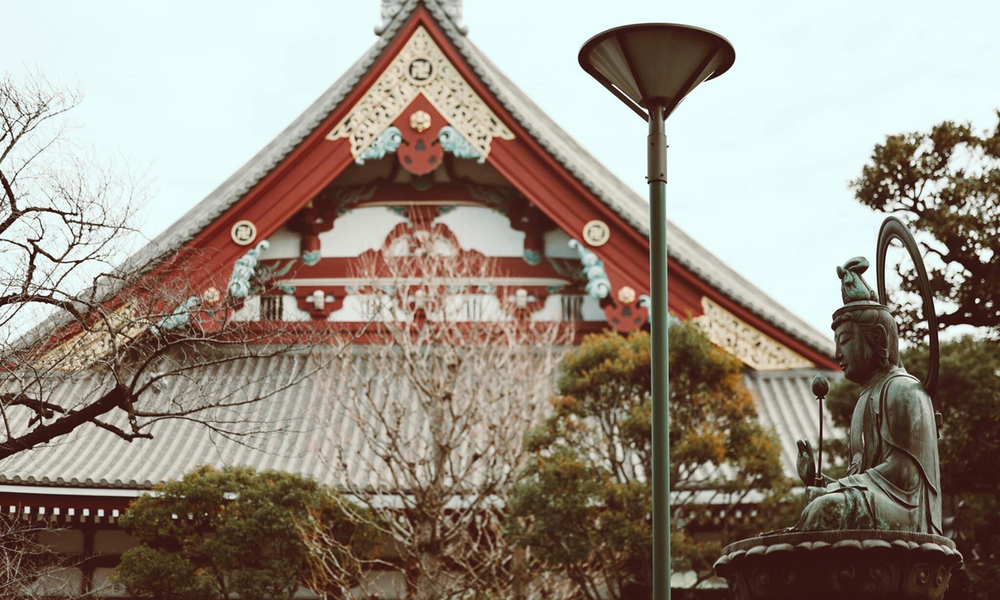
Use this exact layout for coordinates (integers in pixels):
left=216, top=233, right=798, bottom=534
left=831, top=257, right=900, bottom=384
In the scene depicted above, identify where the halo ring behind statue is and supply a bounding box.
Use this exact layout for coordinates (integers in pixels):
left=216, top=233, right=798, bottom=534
left=876, top=216, right=939, bottom=398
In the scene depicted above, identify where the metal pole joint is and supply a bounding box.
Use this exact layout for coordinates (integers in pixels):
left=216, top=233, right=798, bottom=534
left=647, top=103, right=668, bottom=184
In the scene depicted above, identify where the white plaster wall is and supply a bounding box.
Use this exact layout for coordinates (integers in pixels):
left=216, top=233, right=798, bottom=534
left=320, top=207, right=409, bottom=257
left=283, top=294, right=312, bottom=321
left=233, top=295, right=260, bottom=321
left=258, top=226, right=300, bottom=260
left=581, top=294, right=605, bottom=321
left=293, top=586, right=320, bottom=599
left=92, top=568, right=125, bottom=597
left=259, top=207, right=410, bottom=260
left=263, top=211, right=578, bottom=260
left=434, top=206, right=524, bottom=256
left=530, top=294, right=563, bottom=321
left=544, top=229, right=579, bottom=258
left=28, top=567, right=82, bottom=596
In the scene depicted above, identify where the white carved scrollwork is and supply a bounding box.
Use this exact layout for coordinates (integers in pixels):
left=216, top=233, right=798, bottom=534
left=693, top=297, right=814, bottom=371
left=327, top=26, right=513, bottom=162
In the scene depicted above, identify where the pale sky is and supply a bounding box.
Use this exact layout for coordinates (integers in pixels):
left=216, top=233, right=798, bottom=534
left=4, top=0, right=999, bottom=339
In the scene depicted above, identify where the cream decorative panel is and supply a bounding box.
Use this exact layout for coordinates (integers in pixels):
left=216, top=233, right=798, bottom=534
left=327, top=26, right=514, bottom=160
left=35, top=302, right=146, bottom=372
left=693, top=297, right=814, bottom=371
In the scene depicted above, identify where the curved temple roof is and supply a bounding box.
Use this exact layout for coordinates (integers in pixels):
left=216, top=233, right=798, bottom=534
left=103, top=0, right=833, bottom=360
left=1, top=3, right=842, bottom=498
left=0, top=353, right=840, bottom=490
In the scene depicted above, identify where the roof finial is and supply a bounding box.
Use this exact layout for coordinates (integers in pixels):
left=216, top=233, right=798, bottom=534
left=376, top=1, right=466, bottom=36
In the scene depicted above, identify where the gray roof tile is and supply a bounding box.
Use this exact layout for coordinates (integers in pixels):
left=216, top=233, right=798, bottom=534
left=0, top=356, right=841, bottom=489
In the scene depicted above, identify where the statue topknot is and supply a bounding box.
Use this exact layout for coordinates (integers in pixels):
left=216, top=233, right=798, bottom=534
left=836, top=257, right=878, bottom=304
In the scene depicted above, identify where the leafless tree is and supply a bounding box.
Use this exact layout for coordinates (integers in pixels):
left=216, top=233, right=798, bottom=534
left=304, top=222, right=573, bottom=599
left=0, top=70, right=368, bottom=596
left=0, top=517, right=99, bottom=599
left=0, top=73, right=356, bottom=462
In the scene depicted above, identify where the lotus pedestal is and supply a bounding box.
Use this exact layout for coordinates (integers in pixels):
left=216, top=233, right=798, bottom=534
left=714, top=530, right=962, bottom=600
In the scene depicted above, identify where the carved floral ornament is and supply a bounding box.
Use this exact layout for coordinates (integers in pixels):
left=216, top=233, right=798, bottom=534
left=409, top=110, right=431, bottom=132
left=327, top=26, right=514, bottom=161
left=693, top=297, right=813, bottom=371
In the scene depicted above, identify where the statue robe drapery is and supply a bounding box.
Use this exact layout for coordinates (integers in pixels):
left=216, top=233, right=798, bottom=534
left=797, top=367, right=942, bottom=534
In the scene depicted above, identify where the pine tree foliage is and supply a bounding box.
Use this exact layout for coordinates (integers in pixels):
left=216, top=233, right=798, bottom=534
left=113, top=466, right=380, bottom=600
left=507, top=324, right=789, bottom=598
left=851, top=114, right=1000, bottom=339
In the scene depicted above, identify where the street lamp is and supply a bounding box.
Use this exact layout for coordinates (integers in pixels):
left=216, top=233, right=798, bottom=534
left=579, top=24, right=735, bottom=600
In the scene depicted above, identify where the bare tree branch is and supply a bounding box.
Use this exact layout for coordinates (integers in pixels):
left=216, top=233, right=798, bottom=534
left=307, top=222, right=572, bottom=600
left=0, top=73, right=361, bottom=468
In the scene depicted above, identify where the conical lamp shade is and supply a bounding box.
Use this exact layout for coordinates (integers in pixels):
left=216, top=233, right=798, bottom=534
left=580, top=24, right=735, bottom=120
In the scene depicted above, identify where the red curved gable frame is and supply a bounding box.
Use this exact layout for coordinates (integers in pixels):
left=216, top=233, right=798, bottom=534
left=405, top=16, right=834, bottom=368
left=158, top=7, right=832, bottom=369
left=154, top=6, right=645, bottom=322
left=173, top=13, right=434, bottom=282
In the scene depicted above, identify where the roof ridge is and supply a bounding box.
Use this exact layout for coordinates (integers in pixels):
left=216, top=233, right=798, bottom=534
left=434, top=27, right=835, bottom=358
left=14, top=3, right=834, bottom=360
left=11, top=7, right=414, bottom=353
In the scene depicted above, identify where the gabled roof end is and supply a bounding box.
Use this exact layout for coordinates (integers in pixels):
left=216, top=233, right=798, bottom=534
left=377, top=0, right=467, bottom=37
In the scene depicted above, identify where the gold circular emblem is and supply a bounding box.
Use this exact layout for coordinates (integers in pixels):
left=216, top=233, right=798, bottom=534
left=410, top=110, right=432, bottom=133
left=231, top=220, right=257, bottom=246
left=617, top=286, right=637, bottom=305
left=582, top=220, right=610, bottom=247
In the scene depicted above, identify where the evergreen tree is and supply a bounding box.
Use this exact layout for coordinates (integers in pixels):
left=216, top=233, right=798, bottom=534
left=508, top=324, right=790, bottom=598
left=114, top=466, right=379, bottom=600
left=851, top=114, right=1000, bottom=339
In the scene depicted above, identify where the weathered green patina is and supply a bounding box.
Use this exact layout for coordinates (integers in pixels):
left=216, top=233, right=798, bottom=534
left=794, top=257, right=941, bottom=534
left=716, top=219, right=960, bottom=599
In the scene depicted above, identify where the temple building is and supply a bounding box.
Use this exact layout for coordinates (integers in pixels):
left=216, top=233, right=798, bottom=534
left=0, top=0, right=839, bottom=595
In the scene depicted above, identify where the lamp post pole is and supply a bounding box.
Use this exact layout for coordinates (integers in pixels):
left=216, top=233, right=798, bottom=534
left=647, top=101, right=671, bottom=600
left=577, top=24, right=734, bottom=600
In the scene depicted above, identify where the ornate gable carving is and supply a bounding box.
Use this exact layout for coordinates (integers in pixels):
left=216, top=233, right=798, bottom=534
left=327, top=26, right=513, bottom=162
left=693, top=297, right=814, bottom=371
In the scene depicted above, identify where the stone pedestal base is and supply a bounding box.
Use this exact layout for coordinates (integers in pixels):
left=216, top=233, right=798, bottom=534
left=713, top=530, right=962, bottom=600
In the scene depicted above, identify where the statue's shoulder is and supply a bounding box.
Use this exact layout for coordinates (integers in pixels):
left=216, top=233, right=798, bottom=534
left=881, top=372, right=933, bottom=415
left=885, top=372, right=927, bottom=396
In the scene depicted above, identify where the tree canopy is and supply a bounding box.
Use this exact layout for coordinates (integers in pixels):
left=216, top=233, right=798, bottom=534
left=847, top=110, right=1000, bottom=598
left=850, top=114, right=1000, bottom=339
left=507, top=324, right=789, bottom=598
left=113, top=465, right=379, bottom=600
